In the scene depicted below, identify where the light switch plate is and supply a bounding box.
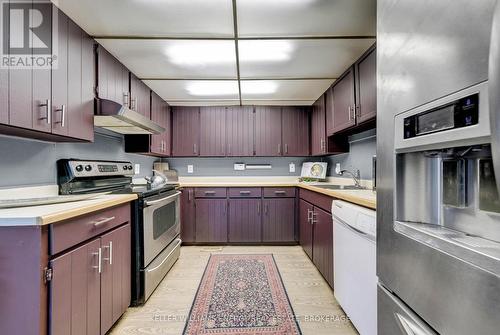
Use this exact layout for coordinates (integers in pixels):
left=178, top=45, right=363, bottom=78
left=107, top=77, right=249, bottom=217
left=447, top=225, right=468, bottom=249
left=134, top=164, right=140, bottom=175
left=187, top=165, right=194, bottom=174
left=289, top=163, right=295, bottom=173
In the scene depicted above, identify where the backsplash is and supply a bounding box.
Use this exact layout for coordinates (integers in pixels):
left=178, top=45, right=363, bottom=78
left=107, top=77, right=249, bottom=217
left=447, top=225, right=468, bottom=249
left=0, top=130, right=156, bottom=188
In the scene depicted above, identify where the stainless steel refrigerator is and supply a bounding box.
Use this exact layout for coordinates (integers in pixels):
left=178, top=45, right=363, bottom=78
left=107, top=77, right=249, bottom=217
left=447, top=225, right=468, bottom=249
left=377, top=1, right=500, bottom=334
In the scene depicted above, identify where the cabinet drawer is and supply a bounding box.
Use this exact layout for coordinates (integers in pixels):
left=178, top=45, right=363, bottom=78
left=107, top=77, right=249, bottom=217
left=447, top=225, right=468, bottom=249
left=263, top=187, right=296, bottom=198
left=195, top=187, right=227, bottom=198
left=50, top=204, right=131, bottom=255
left=228, top=187, right=262, bottom=198
left=299, top=188, right=333, bottom=213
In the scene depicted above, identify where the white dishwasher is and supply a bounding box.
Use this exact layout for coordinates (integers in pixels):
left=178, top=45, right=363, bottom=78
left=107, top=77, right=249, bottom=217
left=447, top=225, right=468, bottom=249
left=332, top=200, right=377, bottom=335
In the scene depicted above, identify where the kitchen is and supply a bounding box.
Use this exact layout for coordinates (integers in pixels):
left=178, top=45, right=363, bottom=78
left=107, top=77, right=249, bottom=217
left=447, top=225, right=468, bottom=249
left=0, top=0, right=499, bottom=335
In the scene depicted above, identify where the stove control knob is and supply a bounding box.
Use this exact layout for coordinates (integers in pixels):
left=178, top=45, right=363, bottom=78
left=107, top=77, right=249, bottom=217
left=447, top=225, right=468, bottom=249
left=75, top=165, right=83, bottom=172
left=85, top=165, right=92, bottom=172
left=128, top=165, right=133, bottom=170
left=123, top=166, right=128, bottom=170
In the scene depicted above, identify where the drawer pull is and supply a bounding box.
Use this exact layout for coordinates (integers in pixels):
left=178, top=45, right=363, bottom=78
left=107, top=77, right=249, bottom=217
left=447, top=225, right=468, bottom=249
left=103, top=241, right=113, bottom=265
left=92, top=216, right=115, bottom=227
left=92, top=248, right=102, bottom=273
left=239, top=191, right=251, bottom=195
left=204, top=191, right=216, bottom=195
left=274, top=190, right=286, bottom=194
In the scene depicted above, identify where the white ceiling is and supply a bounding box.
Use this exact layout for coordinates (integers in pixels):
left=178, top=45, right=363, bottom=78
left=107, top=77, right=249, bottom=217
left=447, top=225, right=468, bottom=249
left=53, top=0, right=376, bottom=106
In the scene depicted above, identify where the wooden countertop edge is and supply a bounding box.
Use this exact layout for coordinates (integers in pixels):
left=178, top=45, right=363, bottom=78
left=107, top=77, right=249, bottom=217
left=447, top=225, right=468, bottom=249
left=179, top=183, right=376, bottom=210
left=40, top=194, right=138, bottom=225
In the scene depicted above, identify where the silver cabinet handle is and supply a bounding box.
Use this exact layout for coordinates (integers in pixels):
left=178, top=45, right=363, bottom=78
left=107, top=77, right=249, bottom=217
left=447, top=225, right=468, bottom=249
left=348, top=105, right=352, bottom=121
left=92, top=248, right=102, bottom=273
left=274, top=190, right=286, bottom=195
left=228, top=143, right=231, bottom=156
left=55, top=105, right=66, bottom=127
left=193, top=143, right=198, bottom=155
left=285, top=143, right=289, bottom=155
left=39, top=99, right=51, bottom=124
left=307, top=209, right=313, bottom=223
left=131, top=97, right=137, bottom=111
left=312, top=211, right=318, bottom=224
left=123, top=92, right=129, bottom=108
left=278, top=143, right=282, bottom=155
left=204, top=190, right=216, bottom=195
left=356, top=105, right=361, bottom=118
left=257, top=202, right=261, bottom=215
left=188, top=189, right=192, bottom=201
left=92, top=216, right=115, bottom=227
left=102, top=241, right=113, bottom=265
left=239, top=191, right=251, bottom=195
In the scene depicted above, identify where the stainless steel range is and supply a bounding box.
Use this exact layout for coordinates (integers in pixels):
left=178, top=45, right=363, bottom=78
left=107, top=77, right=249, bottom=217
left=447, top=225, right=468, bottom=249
left=57, top=159, right=181, bottom=305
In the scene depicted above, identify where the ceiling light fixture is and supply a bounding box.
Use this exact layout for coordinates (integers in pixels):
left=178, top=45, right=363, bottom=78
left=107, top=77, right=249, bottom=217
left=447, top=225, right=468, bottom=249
left=164, top=41, right=235, bottom=66
left=239, top=41, right=294, bottom=62
left=186, top=81, right=239, bottom=97
left=241, top=81, right=278, bottom=95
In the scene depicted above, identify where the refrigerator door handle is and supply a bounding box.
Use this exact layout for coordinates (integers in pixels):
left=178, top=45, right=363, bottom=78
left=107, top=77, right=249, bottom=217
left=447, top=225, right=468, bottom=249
left=489, top=0, right=500, bottom=192
left=395, top=313, right=433, bottom=335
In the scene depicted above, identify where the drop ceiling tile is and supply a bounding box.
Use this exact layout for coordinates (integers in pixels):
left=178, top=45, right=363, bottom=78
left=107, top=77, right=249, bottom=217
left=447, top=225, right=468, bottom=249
left=144, top=80, right=240, bottom=102
left=239, top=39, right=374, bottom=79
left=237, top=0, right=376, bottom=37
left=96, top=39, right=237, bottom=79
left=242, top=100, right=315, bottom=106
left=240, top=79, right=334, bottom=101
left=53, top=0, right=234, bottom=37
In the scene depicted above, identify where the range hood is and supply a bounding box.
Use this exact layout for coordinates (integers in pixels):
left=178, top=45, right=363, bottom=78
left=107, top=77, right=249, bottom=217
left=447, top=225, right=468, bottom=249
left=94, top=98, right=165, bottom=135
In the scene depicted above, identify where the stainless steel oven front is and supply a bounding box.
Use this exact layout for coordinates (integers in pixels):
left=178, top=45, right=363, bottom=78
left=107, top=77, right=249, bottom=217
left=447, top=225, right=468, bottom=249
left=142, top=190, right=181, bottom=266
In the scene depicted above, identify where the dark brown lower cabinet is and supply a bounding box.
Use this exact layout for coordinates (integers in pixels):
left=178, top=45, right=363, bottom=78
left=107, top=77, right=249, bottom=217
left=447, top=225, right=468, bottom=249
left=312, top=207, right=334, bottom=288
left=195, top=199, right=228, bottom=243
left=228, top=199, right=262, bottom=242
left=180, top=188, right=196, bottom=243
left=299, top=199, right=314, bottom=259
left=50, top=238, right=101, bottom=335
left=262, top=198, right=295, bottom=242
left=50, top=222, right=131, bottom=335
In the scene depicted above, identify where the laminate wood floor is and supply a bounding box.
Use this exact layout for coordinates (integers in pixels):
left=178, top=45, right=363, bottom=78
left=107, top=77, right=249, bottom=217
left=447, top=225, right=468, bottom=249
left=110, top=246, right=358, bottom=335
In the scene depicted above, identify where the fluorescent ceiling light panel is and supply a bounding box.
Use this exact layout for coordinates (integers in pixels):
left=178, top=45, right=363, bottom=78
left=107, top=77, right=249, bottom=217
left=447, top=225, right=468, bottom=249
left=241, top=81, right=278, bottom=95
left=187, top=81, right=239, bottom=97
left=164, top=41, right=236, bottom=66
left=239, top=41, right=294, bottom=62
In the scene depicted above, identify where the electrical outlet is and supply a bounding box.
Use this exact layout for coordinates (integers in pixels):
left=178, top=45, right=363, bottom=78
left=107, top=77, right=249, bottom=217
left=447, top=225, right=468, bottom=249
left=187, top=165, right=194, bottom=174
left=134, top=164, right=140, bottom=175
left=234, top=163, right=245, bottom=171
left=289, top=162, right=295, bottom=173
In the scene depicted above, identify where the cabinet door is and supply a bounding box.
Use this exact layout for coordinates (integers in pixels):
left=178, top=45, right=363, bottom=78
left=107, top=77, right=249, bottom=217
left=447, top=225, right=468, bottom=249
left=255, top=106, right=282, bottom=156
left=312, top=207, right=333, bottom=288
left=310, top=95, right=326, bottom=155
left=281, top=107, right=309, bottom=156
left=130, top=74, right=150, bottom=118
left=228, top=199, right=262, bottom=242
left=50, top=238, right=101, bottom=335
left=299, top=199, right=314, bottom=259
left=356, top=48, right=377, bottom=124
left=325, top=86, right=334, bottom=136
left=332, top=67, right=356, bottom=134
left=51, top=9, right=69, bottom=136
left=150, top=92, right=164, bottom=155
left=226, top=106, right=255, bottom=156
left=195, top=199, right=227, bottom=242
left=181, top=188, right=196, bottom=243
left=200, top=106, right=226, bottom=156
left=97, top=46, right=129, bottom=105
left=172, top=107, right=200, bottom=156
left=163, top=104, right=171, bottom=156
left=100, top=224, right=131, bottom=335
left=262, top=198, right=295, bottom=242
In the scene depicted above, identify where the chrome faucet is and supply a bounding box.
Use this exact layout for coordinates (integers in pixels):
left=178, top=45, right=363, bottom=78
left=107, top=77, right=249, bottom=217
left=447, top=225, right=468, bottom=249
left=338, top=168, right=362, bottom=188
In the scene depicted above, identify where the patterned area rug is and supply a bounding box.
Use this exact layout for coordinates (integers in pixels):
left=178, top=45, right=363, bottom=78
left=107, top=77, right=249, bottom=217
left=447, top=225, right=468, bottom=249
left=183, top=254, right=301, bottom=335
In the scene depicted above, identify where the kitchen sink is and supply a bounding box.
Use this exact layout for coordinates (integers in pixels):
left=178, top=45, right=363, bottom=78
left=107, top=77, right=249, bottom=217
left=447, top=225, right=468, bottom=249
left=313, top=184, right=367, bottom=190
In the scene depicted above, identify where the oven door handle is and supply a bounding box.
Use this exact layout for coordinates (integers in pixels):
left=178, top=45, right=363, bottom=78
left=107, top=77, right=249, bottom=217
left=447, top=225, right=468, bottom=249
left=144, top=191, right=181, bottom=207
left=146, top=239, right=182, bottom=273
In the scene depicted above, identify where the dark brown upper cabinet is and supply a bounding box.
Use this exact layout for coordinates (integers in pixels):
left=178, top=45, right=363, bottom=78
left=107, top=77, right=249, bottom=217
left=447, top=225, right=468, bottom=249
left=282, top=106, right=310, bottom=156
left=199, top=106, right=227, bottom=157
left=331, top=67, right=357, bottom=134
left=327, top=45, right=377, bottom=136
left=255, top=106, right=282, bottom=156
left=171, top=107, right=200, bottom=157
left=130, top=74, right=151, bottom=118
left=2, top=6, right=94, bottom=142
left=355, top=47, right=377, bottom=124
left=125, top=91, right=171, bottom=157
left=226, top=106, right=255, bottom=157
left=311, top=95, right=327, bottom=155
left=96, top=45, right=129, bottom=107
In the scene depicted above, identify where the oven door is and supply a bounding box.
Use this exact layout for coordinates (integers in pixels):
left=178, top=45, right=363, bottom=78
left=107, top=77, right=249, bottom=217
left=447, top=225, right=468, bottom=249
left=142, top=190, right=181, bottom=266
